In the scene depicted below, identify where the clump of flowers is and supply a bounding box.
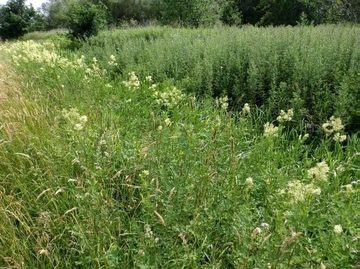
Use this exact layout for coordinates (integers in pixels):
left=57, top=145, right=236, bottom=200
left=307, top=161, right=330, bottom=182
left=322, top=116, right=346, bottom=142
left=61, top=108, right=88, bottom=131
left=153, top=86, right=186, bottom=108
left=164, top=118, right=172, bottom=127
left=215, top=96, right=229, bottom=110
left=245, top=177, right=253, bottom=188
left=242, top=103, right=251, bottom=115
left=277, top=108, right=294, bottom=122
left=263, top=122, right=278, bottom=137
left=299, top=133, right=309, bottom=141
left=123, top=71, right=140, bottom=91
left=4, top=40, right=77, bottom=70
left=334, top=224, right=343, bottom=235
left=279, top=180, right=321, bottom=203
left=108, top=55, right=118, bottom=67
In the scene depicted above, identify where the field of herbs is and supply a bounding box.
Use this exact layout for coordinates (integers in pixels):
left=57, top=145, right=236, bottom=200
left=0, top=25, right=359, bottom=268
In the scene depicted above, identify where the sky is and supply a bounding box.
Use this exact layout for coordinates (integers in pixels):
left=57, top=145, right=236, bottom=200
left=0, top=0, right=45, bottom=9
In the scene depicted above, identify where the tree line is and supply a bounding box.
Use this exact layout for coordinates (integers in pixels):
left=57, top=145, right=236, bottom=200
left=1, top=0, right=360, bottom=40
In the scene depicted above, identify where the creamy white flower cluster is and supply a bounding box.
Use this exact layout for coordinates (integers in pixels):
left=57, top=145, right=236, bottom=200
left=215, top=96, right=229, bottom=110
left=153, top=86, right=186, bottom=108
left=277, top=108, right=294, bottom=122
left=307, top=161, right=330, bottom=182
left=279, top=180, right=321, bottom=203
left=61, top=108, right=88, bottom=131
left=263, top=108, right=294, bottom=137
left=1, top=41, right=118, bottom=84
left=278, top=161, right=330, bottom=203
left=3, top=40, right=77, bottom=69
left=122, top=71, right=140, bottom=91
left=263, top=122, right=279, bottom=137
left=322, top=116, right=346, bottom=142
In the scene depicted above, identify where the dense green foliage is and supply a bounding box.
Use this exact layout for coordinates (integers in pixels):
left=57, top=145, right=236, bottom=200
left=0, top=0, right=46, bottom=40
left=39, top=0, right=360, bottom=30
left=65, top=1, right=106, bottom=40
left=71, top=25, right=360, bottom=135
left=0, top=26, right=359, bottom=268
left=2, top=0, right=360, bottom=40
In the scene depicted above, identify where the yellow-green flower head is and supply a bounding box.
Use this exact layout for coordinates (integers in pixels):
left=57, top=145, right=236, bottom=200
left=242, top=103, right=251, bottom=114
left=277, top=108, right=294, bottom=122
left=307, top=161, right=329, bottom=182
left=334, top=225, right=343, bottom=234
left=263, top=122, right=278, bottom=137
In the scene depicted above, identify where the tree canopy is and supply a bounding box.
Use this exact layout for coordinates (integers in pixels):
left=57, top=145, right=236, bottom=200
left=1, top=0, right=359, bottom=40
left=0, top=0, right=46, bottom=40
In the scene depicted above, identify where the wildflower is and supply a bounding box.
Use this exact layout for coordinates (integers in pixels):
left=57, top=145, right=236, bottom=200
left=245, top=177, right=253, bottom=187
left=277, top=108, right=294, bottom=122
left=263, top=122, right=278, bottom=137
left=215, top=96, right=229, bottom=110
left=336, top=165, right=345, bottom=172
left=299, top=133, right=309, bottom=141
left=144, top=224, right=153, bottom=238
left=123, top=72, right=140, bottom=90
left=61, top=108, right=87, bottom=131
left=334, top=225, right=343, bottom=234
left=149, top=84, right=157, bottom=90
left=322, top=116, right=344, bottom=135
left=145, top=76, right=152, bottom=82
left=282, top=180, right=321, bottom=203
left=333, top=132, right=346, bottom=142
left=242, top=103, right=251, bottom=114
left=164, top=118, right=171, bottom=127
left=342, top=184, right=354, bottom=193
left=142, top=170, right=150, bottom=176
left=307, top=161, right=329, bottom=182
left=153, top=86, right=185, bottom=108
left=108, top=55, right=118, bottom=66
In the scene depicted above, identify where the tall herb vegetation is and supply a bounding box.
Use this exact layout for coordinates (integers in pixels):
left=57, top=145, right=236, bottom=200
left=75, top=25, right=360, bottom=135
left=0, top=26, right=359, bottom=268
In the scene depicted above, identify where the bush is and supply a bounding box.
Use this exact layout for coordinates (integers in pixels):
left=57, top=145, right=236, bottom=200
left=65, top=2, right=107, bottom=40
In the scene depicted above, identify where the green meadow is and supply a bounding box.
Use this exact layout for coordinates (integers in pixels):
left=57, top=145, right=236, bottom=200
left=0, top=25, right=359, bottom=268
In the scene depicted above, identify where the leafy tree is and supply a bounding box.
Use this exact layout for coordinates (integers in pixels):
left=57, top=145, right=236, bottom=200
left=40, top=0, right=69, bottom=29
left=299, top=0, right=360, bottom=24
left=235, top=0, right=263, bottom=25
left=220, top=0, right=242, bottom=26
left=0, top=0, right=44, bottom=40
left=160, top=0, right=221, bottom=27
left=65, top=1, right=107, bottom=40
left=101, top=0, right=158, bottom=25
left=257, top=0, right=311, bottom=26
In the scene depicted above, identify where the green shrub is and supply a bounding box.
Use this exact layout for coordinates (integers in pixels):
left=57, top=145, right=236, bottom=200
left=65, top=2, right=107, bottom=40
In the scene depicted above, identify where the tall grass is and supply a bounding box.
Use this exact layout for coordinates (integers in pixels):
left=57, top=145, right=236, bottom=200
left=0, top=27, right=359, bottom=268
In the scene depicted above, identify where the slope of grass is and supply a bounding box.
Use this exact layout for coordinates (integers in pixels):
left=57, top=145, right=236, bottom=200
left=0, top=30, right=359, bottom=268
